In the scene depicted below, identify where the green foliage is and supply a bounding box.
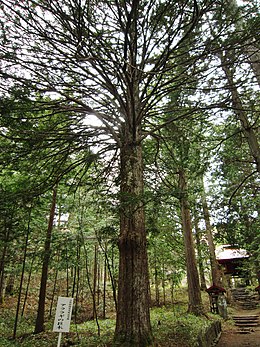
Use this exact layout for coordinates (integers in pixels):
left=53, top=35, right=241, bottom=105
left=151, top=307, right=214, bottom=347
left=0, top=300, right=219, bottom=347
left=210, top=118, right=259, bottom=250
left=0, top=0, right=259, bottom=344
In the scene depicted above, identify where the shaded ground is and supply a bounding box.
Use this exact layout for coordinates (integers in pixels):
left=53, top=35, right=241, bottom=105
left=216, top=307, right=260, bottom=347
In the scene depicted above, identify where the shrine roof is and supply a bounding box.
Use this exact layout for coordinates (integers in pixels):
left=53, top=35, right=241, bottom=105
left=215, top=245, right=249, bottom=261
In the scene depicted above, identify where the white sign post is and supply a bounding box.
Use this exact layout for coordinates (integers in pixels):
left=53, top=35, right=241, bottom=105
left=53, top=297, right=74, bottom=347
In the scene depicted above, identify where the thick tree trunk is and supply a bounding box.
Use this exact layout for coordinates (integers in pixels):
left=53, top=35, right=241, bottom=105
left=114, top=129, right=152, bottom=346
left=200, top=177, right=220, bottom=286
left=178, top=169, right=203, bottom=316
left=34, top=186, right=57, bottom=334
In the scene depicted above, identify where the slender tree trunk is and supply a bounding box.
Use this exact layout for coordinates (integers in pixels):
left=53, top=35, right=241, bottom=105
left=194, top=216, right=207, bottom=291
left=34, top=186, right=57, bottom=334
left=83, top=240, right=100, bottom=334
left=13, top=208, right=32, bottom=339
left=74, top=235, right=81, bottom=323
left=75, top=245, right=80, bottom=322
left=49, top=254, right=59, bottom=319
left=162, top=261, right=166, bottom=306
left=0, top=226, right=10, bottom=304
left=102, top=252, right=107, bottom=319
left=178, top=169, right=203, bottom=315
left=97, top=258, right=101, bottom=308
left=5, top=273, right=15, bottom=296
left=110, top=246, right=118, bottom=310
left=71, top=267, right=76, bottom=298
left=97, top=237, right=118, bottom=311
left=72, top=238, right=80, bottom=298
left=219, top=51, right=260, bottom=173
left=200, top=177, right=220, bottom=286
left=171, top=279, right=175, bottom=305
left=92, top=244, right=98, bottom=320
left=114, top=128, right=152, bottom=346
left=154, top=255, right=160, bottom=306
left=65, top=237, right=69, bottom=297
left=0, top=247, right=6, bottom=304
left=21, top=248, right=36, bottom=317
left=74, top=267, right=79, bottom=325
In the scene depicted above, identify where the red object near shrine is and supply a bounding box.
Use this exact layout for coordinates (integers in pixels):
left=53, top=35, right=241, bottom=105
left=206, top=284, right=226, bottom=314
left=206, top=284, right=226, bottom=294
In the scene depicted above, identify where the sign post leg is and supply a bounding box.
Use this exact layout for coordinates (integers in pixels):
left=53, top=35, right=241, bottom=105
left=57, top=332, right=62, bottom=347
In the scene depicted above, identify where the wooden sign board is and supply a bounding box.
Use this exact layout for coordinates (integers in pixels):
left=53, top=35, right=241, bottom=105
left=53, top=297, right=73, bottom=333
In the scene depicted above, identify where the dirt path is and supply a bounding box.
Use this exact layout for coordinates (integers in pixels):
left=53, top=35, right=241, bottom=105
left=216, top=307, right=260, bottom=347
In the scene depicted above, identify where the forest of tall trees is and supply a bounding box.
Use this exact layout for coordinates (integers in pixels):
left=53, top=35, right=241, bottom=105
left=0, top=0, right=259, bottom=346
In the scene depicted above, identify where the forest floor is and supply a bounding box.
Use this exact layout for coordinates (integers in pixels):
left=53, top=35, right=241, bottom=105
left=0, top=290, right=218, bottom=347
left=216, top=306, right=260, bottom=347
left=1, top=289, right=259, bottom=347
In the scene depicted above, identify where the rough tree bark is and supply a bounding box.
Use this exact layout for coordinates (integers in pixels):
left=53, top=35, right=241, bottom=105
left=0, top=0, right=210, bottom=343
left=115, top=126, right=152, bottom=346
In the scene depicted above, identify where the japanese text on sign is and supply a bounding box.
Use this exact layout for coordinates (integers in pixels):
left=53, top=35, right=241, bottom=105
left=53, top=297, right=73, bottom=333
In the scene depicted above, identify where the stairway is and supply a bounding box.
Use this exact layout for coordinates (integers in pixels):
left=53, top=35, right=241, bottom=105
left=231, top=287, right=259, bottom=310
left=232, top=315, right=259, bottom=334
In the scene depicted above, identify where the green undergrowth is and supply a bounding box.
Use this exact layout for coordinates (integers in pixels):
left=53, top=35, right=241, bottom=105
left=0, top=304, right=220, bottom=347
left=151, top=307, right=219, bottom=347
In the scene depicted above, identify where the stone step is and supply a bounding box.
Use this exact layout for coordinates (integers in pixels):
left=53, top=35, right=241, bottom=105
left=237, top=328, right=254, bottom=334
left=232, top=315, right=259, bottom=329
left=235, top=322, right=259, bottom=327
left=231, top=287, right=259, bottom=309
left=233, top=317, right=259, bottom=321
left=238, top=303, right=259, bottom=309
left=233, top=315, right=259, bottom=320
left=233, top=320, right=259, bottom=323
left=232, top=295, right=258, bottom=300
left=233, top=294, right=258, bottom=298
